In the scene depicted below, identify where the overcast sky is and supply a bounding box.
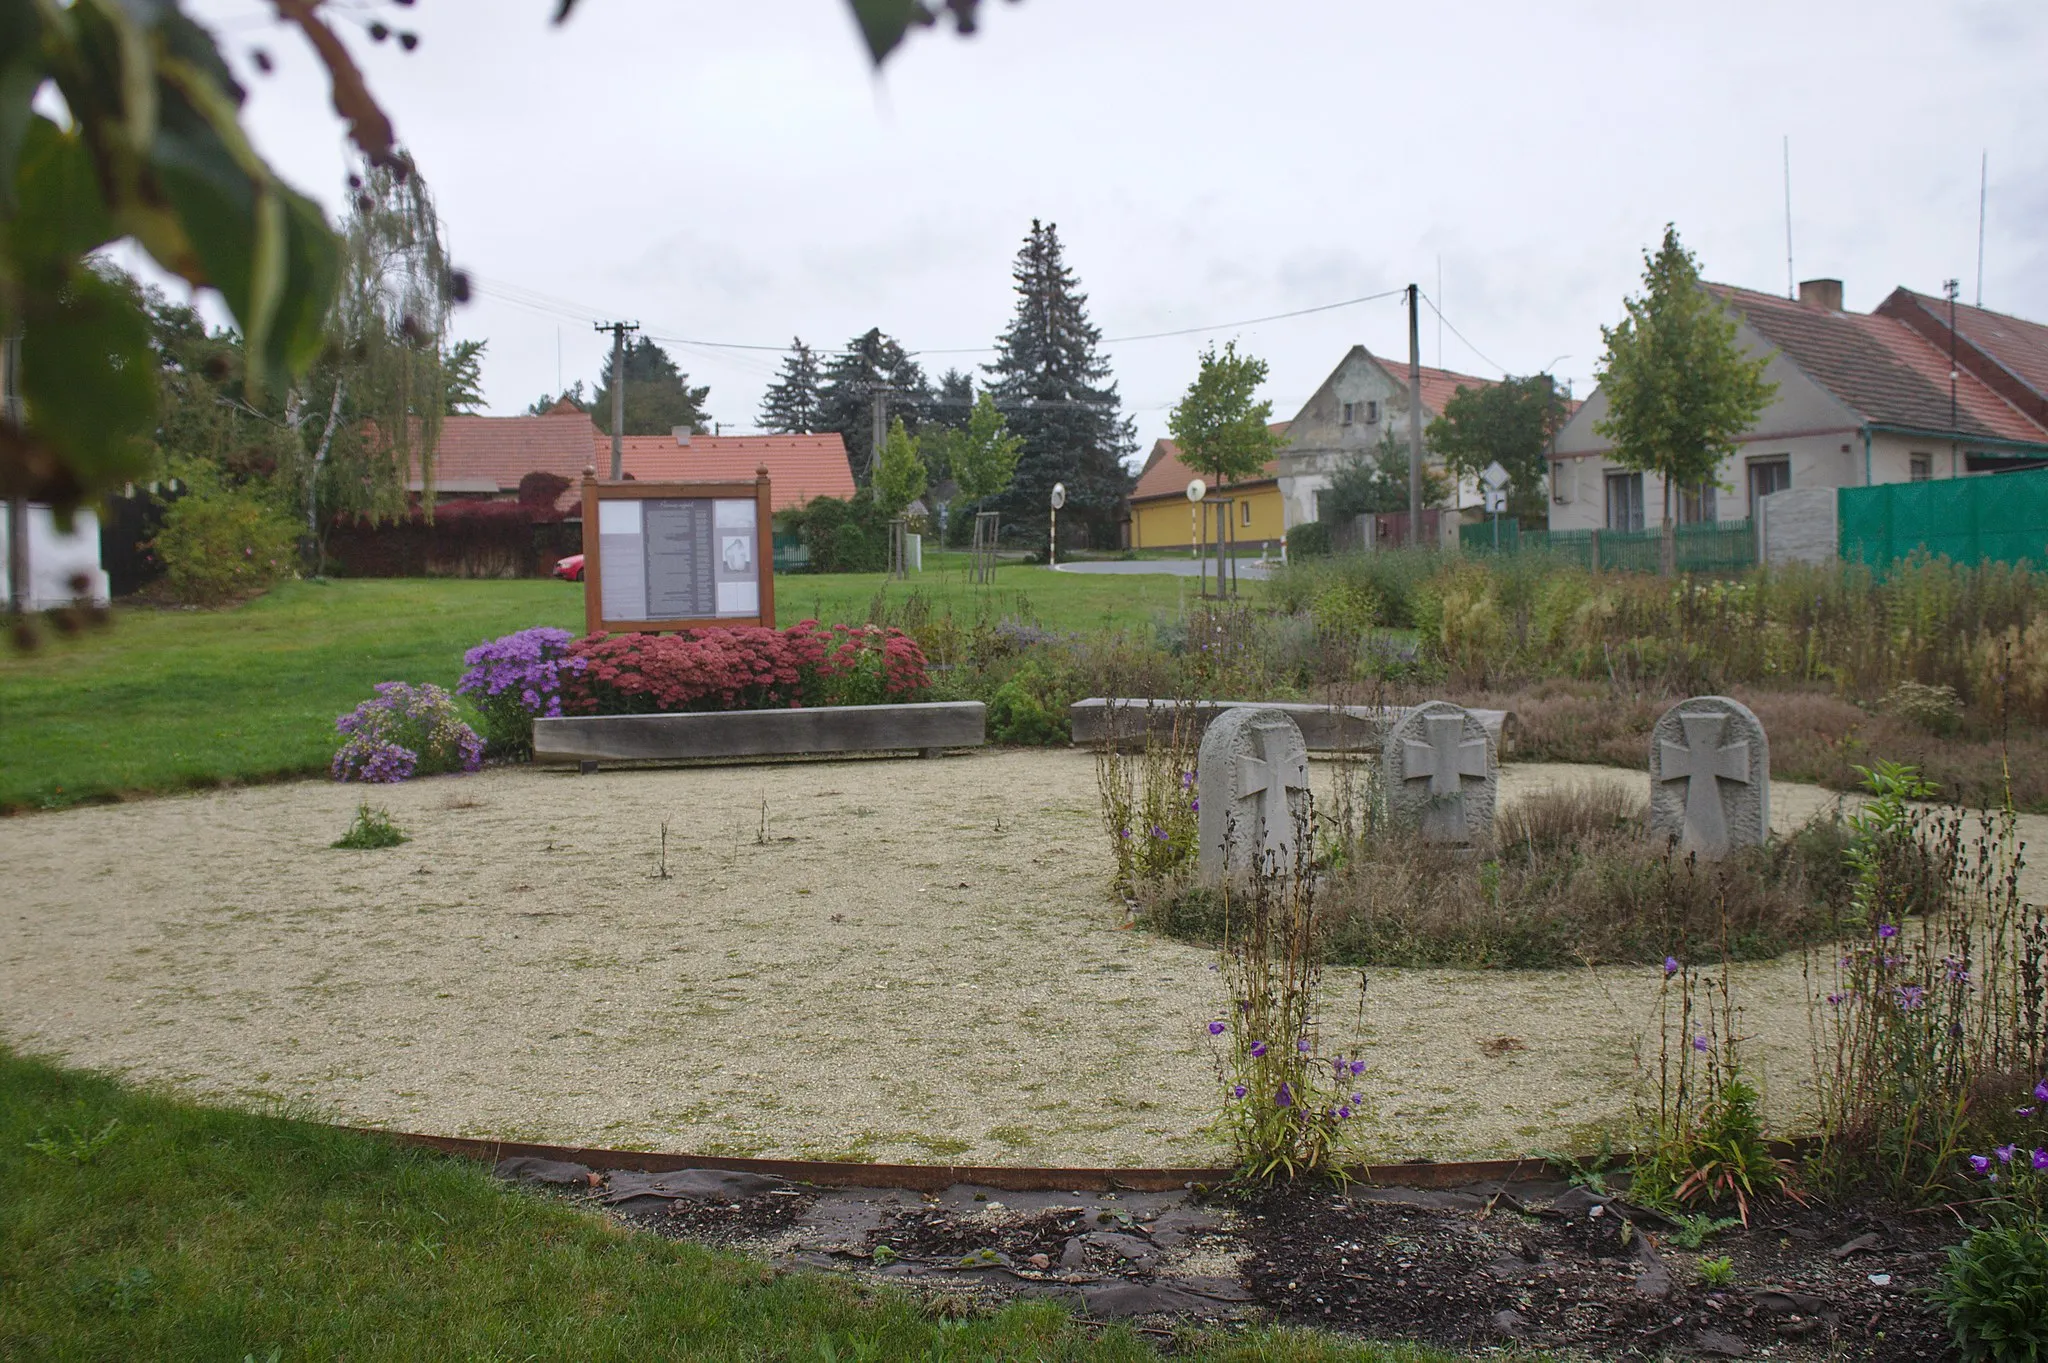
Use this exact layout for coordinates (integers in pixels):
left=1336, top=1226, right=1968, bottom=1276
left=178, top=0, right=2046, bottom=459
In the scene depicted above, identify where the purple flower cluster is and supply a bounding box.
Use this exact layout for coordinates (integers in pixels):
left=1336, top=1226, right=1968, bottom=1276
left=458, top=627, right=587, bottom=756
left=332, top=681, right=484, bottom=784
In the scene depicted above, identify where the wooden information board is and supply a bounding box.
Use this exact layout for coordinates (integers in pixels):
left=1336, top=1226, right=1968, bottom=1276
left=580, top=467, right=776, bottom=635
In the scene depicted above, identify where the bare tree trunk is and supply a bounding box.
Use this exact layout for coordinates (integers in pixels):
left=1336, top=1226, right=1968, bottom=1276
left=308, top=381, right=346, bottom=577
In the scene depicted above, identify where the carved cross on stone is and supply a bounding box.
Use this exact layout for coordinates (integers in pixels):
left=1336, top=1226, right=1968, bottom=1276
left=1659, top=714, right=1750, bottom=857
left=1383, top=701, right=1497, bottom=845
left=1648, top=696, right=1770, bottom=861
left=1197, top=708, right=1311, bottom=881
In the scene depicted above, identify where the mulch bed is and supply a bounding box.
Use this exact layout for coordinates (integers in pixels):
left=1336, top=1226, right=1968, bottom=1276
left=496, top=1156, right=1960, bottom=1359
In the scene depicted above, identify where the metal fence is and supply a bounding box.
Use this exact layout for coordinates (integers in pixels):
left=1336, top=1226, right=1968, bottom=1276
left=1458, top=517, right=1756, bottom=573
left=1838, top=467, right=2048, bottom=571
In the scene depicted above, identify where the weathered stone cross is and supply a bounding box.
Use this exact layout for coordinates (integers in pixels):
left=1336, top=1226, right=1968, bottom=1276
left=1236, top=720, right=1310, bottom=860
left=1659, top=712, right=1751, bottom=857
left=1402, top=713, right=1490, bottom=840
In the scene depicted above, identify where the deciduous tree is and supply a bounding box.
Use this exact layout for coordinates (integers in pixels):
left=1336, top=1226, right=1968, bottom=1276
left=872, top=417, right=927, bottom=515
left=1426, top=374, right=1570, bottom=526
left=1166, top=341, right=1281, bottom=489
left=1594, top=225, right=1776, bottom=573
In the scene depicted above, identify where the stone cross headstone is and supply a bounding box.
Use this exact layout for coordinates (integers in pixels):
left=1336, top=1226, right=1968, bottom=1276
left=1197, top=707, right=1311, bottom=880
left=1649, top=696, right=1769, bottom=859
left=1383, top=701, right=1497, bottom=844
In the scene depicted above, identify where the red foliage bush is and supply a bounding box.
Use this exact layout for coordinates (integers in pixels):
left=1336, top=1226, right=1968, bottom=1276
left=558, top=621, right=930, bottom=715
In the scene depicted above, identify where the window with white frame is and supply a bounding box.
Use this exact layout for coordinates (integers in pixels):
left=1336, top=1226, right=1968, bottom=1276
left=1910, top=453, right=1932, bottom=482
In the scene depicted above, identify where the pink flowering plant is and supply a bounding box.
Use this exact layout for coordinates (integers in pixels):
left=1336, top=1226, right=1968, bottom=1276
left=458, top=627, right=587, bottom=758
left=332, top=682, right=484, bottom=783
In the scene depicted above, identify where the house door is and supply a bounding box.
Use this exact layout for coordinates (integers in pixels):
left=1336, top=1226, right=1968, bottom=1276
left=1747, top=457, right=1790, bottom=519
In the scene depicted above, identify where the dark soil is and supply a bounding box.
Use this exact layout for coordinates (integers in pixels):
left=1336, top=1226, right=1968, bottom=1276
left=1239, top=1182, right=1956, bottom=1360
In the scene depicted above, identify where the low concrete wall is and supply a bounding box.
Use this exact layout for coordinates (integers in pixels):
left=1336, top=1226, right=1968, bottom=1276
left=1758, top=487, right=1837, bottom=566
left=1069, top=698, right=1513, bottom=755
left=534, top=701, right=986, bottom=768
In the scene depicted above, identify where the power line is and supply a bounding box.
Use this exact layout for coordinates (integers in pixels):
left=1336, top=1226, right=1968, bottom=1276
left=913, top=287, right=1408, bottom=356
left=1416, top=291, right=1509, bottom=377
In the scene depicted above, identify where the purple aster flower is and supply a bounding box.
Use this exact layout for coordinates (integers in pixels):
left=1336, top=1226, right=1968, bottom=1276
left=1878, top=923, right=1898, bottom=939
left=1350, top=1092, right=1363, bottom=1104
left=1692, top=1035, right=1710, bottom=1053
left=1181, top=771, right=1193, bottom=788
left=1150, top=825, right=1166, bottom=840
left=2034, top=1149, right=2048, bottom=1171
left=1231, top=1084, right=1246, bottom=1099
left=2036, top=1079, right=2048, bottom=1102
left=1970, top=1154, right=1992, bottom=1174
left=1249, top=1041, right=1267, bottom=1058
left=1118, top=827, right=1131, bottom=839
left=1897, top=984, right=1926, bottom=1010
left=1208, top=1021, right=1226, bottom=1036
left=1297, top=1038, right=1312, bottom=1053
left=1349, top=1059, right=1366, bottom=1076
left=1827, top=992, right=1850, bottom=1006
left=1332, top=1058, right=1347, bottom=1076
left=1190, top=799, right=1198, bottom=812
left=1663, top=956, right=1680, bottom=976
left=2019, top=1107, right=2037, bottom=1118
left=1337, top=1105, right=1352, bottom=1119
left=1275, top=1084, right=1293, bottom=1108
left=1996, top=1144, right=2016, bottom=1164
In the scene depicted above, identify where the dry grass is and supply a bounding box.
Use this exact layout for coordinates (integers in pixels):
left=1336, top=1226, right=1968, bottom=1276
left=1144, top=786, right=1854, bottom=970
left=1452, top=679, right=2048, bottom=813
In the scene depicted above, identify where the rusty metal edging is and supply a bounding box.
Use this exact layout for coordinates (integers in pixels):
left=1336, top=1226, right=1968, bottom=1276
left=350, top=1127, right=1566, bottom=1193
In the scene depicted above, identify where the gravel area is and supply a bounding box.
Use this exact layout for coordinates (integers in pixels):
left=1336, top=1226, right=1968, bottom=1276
left=4, top=750, right=2039, bottom=1166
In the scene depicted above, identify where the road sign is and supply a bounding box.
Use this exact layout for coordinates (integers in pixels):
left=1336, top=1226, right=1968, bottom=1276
left=1481, top=461, right=1510, bottom=491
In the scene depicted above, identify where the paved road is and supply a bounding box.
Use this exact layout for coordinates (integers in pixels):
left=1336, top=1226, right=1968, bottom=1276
left=1052, top=557, right=1274, bottom=579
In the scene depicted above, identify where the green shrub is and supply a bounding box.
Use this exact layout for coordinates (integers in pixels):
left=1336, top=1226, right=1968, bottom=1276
left=782, top=495, right=890, bottom=573
left=333, top=802, right=407, bottom=849
left=1884, top=680, right=1964, bottom=736
left=986, top=660, right=1071, bottom=745
left=1936, top=1219, right=2048, bottom=1361
left=1285, top=520, right=1331, bottom=558
left=152, top=480, right=299, bottom=605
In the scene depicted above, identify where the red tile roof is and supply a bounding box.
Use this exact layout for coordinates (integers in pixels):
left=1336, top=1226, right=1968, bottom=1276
left=1879, top=288, right=2048, bottom=429
left=413, top=413, right=599, bottom=493
left=415, top=415, right=857, bottom=513
left=1130, top=423, right=1289, bottom=501
left=1363, top=355, right=1495, bottom=415
left=1712, top=284, right=2048, bottom=446
left=601, top=433, right=857, bottom=512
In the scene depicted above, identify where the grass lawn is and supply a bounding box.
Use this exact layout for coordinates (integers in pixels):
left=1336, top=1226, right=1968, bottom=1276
left=0, top=1047, right=1446, bottom=1363
left=0, top=567, right=1223, bottom=812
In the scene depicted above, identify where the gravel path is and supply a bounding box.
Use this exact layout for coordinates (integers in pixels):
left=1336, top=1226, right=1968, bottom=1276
left=4, top=751, right=2038, bottom=1166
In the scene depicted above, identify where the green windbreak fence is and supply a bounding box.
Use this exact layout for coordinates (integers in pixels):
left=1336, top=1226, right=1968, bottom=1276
left=1459, top=518, right=1756, bottom=573
left=1838, top=467, right=2048, bottom=571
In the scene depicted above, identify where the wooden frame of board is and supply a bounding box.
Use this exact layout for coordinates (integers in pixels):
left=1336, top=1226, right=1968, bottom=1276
left=579, top=465, right=776, bottom=635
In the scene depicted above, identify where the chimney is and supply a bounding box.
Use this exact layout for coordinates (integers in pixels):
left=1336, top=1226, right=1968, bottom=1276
left=1798, top=278, right=1844, bottom=312
left=672, top=425, right=692, bottom=446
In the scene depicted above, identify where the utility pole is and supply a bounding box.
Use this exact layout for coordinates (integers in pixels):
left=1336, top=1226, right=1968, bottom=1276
left=595, top=320, right=638, bottom=479
left=4, top=329, right=25, bottom=616
left=868, top=383, right=893, bottom=482
left=1406, top=284, right=1423, bottom=546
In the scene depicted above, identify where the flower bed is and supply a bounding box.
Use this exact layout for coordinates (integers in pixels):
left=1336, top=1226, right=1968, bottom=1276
left=332, top=682, right=484, bottom=783
left=458, top=622, right=932, bottom=758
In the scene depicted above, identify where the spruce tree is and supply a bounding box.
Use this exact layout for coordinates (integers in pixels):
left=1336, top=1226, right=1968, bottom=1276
left=757, top=337, right=824, bottom=433
left=816, top=327, right=928, bottom=483
left=590, top=338, right=712, bottom=437
left=982, top=220, right=1135, bottom=549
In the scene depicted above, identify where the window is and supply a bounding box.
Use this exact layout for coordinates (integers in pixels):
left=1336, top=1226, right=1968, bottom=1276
left=1746, top=457, right=1791, bottom=519
left=1605, top=471, right=1644, bottom=532
left=1910, top=453, right=1932, bottom=482
left=1677, top=481, right=1718, bottom=524
left=1241, top=500, right=1253, bottom=527
left=1312, top=489, right=1327, bottom=521
left=1365, top=400, right=1379, bottom=423
left=1341, top=402, right=1355, bottom=425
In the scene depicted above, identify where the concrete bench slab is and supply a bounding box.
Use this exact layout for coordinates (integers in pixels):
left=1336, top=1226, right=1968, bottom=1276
left=534, top=701, right=986, bottom=768
left=1068, top=698, right=1512, bottom=755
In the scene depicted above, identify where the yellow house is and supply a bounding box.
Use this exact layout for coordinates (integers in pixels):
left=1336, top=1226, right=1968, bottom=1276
left=1126, top=424, right=1289, bottom=550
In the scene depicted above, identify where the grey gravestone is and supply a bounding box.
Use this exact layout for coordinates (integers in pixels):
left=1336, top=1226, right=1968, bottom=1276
left=1384, top=701, right=1496, bottom=844
left=1649, top=696, right=1769, bottom=859
left=1196, top=708, right=1311, bottom=880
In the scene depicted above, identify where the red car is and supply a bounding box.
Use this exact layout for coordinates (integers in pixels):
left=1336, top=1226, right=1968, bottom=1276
left=552, top=554, right=585, bottom=582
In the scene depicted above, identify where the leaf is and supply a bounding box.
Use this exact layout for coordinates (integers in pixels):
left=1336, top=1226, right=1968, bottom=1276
left=5, top=115, right=118, bottom=270
left=847, top=0, right=930, bottom=64
left=0, top=3, right=44, bottom=217
left=10, top=264, right=157, bottom=503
